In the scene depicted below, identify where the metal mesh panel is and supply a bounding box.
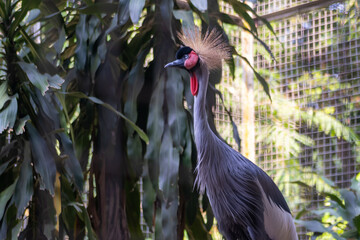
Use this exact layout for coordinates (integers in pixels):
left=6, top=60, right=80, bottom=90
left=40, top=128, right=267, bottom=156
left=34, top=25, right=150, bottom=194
left=253, top=1, right=360, bottom=239
left=257, top=0, right=312, bottom=15
left=214, top=0, right=360, bottom=239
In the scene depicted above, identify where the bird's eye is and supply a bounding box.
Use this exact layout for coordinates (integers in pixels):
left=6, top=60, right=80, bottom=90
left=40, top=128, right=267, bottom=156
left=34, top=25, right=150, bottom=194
left=184, top=54, right=189, bottom=59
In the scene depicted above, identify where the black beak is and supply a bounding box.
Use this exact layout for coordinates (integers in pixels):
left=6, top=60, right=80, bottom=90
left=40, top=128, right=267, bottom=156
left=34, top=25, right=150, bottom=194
left=164, top=59, right=185, bottom=68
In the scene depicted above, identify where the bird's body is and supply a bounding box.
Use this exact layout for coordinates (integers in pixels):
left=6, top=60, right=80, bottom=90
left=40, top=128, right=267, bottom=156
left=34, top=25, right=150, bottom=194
left=165, top=29, right=298, bottom=240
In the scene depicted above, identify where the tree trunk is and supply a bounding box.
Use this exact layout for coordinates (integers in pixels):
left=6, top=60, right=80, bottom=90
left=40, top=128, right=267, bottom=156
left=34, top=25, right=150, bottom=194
left=88, top=53, right=129, bottom=240
left=241, top=0, right=256, bottom=161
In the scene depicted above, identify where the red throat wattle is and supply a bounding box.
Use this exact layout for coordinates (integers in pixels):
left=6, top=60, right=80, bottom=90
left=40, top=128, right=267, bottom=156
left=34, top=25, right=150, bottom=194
left=190, top=72, right=198, bottom=96
left=184, top=51, right=199, bottom=96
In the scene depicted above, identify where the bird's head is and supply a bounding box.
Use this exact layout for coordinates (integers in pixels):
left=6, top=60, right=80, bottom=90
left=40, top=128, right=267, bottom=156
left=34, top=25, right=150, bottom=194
left=165, top=46, right=200, bottom=96
left=164, top=46, right=199, bottom=71
left=164, top=28, right=231, bottom=96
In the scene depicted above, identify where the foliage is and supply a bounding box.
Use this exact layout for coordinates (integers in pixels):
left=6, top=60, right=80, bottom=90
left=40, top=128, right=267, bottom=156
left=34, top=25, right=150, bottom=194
left=0, top=0, right=277, bottom=239
left=295, top=174, right=360, bottom=240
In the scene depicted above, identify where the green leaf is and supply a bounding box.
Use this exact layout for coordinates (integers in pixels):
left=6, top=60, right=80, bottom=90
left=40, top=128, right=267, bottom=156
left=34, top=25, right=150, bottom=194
left=0, top=160, right=10, bottom=176
left=173, top=10, right=195, bottom=30
left=75, top=14, right=88, bottom=71
left=0, top=83, right=10, bottom=109
left=26, top=123, right=56, bottom=195
left=14, top=141, right=33, bottom=218
left=15, top=115, right=30, bottom=135
left=0, top=180, right=18, bottom=220
left=190, top=0, right=207, bottom=12
left=144, top=76, right=165, bottom=185
left=0, top=96, right=18, bottom=134
left=79, top=2, right=119, bottom=14
left=239, top=55, right=271, bottom=100
left=165, top=68, right=187, bottom=149
left=61, top=91, right=149, bottom=143
left=322, top=192, right=345, bottom=208
left=58, top=133, right=84, bottom=192
left=25, top=9, right=41, bottom=23
left=353, top=215, right=360, bottom=235
left=129, top=0, right=145, bottom=24
left=295, top=220, right=328, bottom=233
left=158, top=128, right=179, bottom=239
left=17, top=62, right=48, bottom=95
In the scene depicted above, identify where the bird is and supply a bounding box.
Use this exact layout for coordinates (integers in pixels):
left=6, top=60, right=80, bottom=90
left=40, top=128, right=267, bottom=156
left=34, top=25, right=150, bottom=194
left=165, top=28, right=298, bottom=240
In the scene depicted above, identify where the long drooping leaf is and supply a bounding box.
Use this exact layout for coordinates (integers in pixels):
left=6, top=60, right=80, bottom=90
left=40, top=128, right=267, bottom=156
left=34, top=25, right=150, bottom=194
left=79, top=2, right=119, bottom=15
left=0, top=180, right=17, bottom=220
left=124, top=42, right=151, bottom=178
left=209, top=83, right=241, bottom=150
left=239, top=55, right=271, bottom=100
left=58, top=133, right=84, bottom=191
left=14, top=141, right=33, bottom=218
left=166, top=68, right=188, bottom=150
left=60, top=91, right=149, bottom=143
left=26, top=123, right=56, bottom=195
left=129, top=0, right=145, bottom=24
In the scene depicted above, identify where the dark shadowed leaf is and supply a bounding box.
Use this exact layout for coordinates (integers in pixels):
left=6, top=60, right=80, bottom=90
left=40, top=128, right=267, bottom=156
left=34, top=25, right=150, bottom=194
left=166, top=68, right=188, bottom=149
left=353, top=215, right=360, bottom=235
left=58, top=133, right=84, bottom=191
left=0, top=180, right=17, bottom=220
left=26, top=123, right=56, bottom=195
left=61, top=91, right=148, bottom=143
left=14, top=142, right=33, bottom=218
left=79, top=2, right=119, bottom=14
left=144, top=77, right=165, bottom=185
left=0, top=160, right=10, bottom=176
left=125, top=182, right=144, bottom=239
left=185, top=210, right=212, bottom=240
left=158, top=128, right=179, bottom=239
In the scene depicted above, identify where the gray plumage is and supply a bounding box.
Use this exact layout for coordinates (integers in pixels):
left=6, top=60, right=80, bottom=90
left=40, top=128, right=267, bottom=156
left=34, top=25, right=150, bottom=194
left=165, top=38, right=298, bottom=240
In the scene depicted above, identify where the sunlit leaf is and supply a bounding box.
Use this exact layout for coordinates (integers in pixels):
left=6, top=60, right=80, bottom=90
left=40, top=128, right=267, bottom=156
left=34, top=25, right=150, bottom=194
left=18, top=62, right=64, bottom=95
left=129, top=0, right=145, bottom=24
left=0, top=96, right=18, bottom=134
left=190, top=0, right=207, bottom=12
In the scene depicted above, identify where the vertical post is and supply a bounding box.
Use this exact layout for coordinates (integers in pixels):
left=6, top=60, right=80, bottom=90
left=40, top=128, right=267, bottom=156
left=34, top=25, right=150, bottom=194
left=241, top=0, right=256, bottom=161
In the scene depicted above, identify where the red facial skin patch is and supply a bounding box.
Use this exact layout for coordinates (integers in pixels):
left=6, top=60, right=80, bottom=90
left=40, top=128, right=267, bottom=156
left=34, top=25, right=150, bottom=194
left=184, top=51, right=199, bottom=70
left=185, top=51, right=199, bottom=96
left=190, top=72, right=198, bottom=96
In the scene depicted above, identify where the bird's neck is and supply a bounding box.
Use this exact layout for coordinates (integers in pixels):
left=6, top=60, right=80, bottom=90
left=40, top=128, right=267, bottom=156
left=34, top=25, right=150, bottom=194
left=193, top=63, right=213, bottom=148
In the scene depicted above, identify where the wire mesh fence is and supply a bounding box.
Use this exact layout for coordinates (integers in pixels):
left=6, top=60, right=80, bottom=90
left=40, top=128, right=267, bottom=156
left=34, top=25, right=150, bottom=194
left=215, top=0, right=360, bottom=239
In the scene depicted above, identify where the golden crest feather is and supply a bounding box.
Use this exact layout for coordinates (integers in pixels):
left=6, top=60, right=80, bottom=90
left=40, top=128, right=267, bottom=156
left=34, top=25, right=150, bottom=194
left=178, top=28, right=231, bottom=70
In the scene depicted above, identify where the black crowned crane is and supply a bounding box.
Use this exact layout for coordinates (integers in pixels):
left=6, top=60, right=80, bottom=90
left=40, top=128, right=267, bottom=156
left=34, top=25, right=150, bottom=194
left=165, top=29, right=298, bottom=240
